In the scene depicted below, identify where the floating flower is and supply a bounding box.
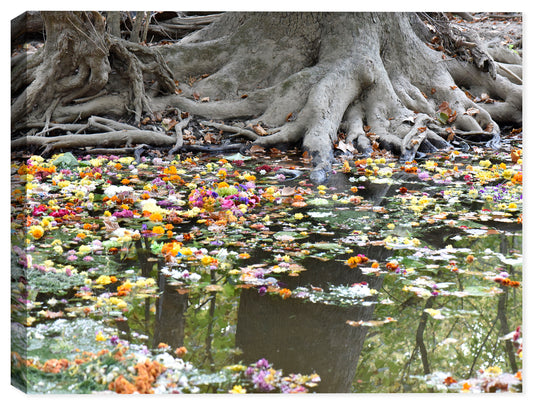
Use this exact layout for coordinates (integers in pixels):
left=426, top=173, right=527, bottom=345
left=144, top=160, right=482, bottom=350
left=175, top=346, right=187, bottom=358
left=29, top=225, right=44, bottom=239
left=95, top=275, right=113, bottom=285
left=444, top=376, right=457, bottom=386
left=279, top=288, right=291, bottom=299
left=229, top=385, right=247, bottom=394
left=346, top=254, right=368, bottom=268
left=152, top=226, right=165, bottom=235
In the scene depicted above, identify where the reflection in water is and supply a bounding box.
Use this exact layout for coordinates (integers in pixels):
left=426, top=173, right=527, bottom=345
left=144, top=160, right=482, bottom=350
left=235, top=258, right=385, bottom=393
left=153, top=272, right=188, bottom=349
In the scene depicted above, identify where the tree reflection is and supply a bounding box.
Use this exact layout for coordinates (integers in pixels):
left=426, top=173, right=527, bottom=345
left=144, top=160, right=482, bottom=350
left=235, top=255, right=385, bottom=392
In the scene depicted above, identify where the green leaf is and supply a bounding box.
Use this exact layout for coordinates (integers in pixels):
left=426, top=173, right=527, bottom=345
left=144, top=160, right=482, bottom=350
left=437, top=112, right=449, bottom=125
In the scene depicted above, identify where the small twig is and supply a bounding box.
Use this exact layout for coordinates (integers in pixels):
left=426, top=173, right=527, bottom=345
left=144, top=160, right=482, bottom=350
left=168, top=116, right=191, bottom=158
left=199, top=120, right=259, bottom=141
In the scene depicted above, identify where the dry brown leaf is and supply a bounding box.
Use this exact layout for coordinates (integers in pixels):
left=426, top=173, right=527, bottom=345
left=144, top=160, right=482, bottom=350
left=466, top=107, right=480, bottom=116
left=253, top=124, right=268, bottom=136
left=249, top=145, right=266, bottom=154
left=280, top=186, right=296, bottom=196
left=205, top=285, right=223, bottom=292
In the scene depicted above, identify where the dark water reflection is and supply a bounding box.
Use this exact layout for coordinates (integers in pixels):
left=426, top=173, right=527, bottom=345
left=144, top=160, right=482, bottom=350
left=127, top=165, right=520, bottom=393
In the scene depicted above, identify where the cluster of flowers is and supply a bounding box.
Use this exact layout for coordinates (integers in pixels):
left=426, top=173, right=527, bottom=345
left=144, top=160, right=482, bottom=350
left=228, top=358, right=320, bottom=394
left=188, top=181, right=261, bottom=221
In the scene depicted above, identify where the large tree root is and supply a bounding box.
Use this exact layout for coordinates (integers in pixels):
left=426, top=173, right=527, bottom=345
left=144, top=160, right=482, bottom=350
left=12, top=12, right=521, bottom=183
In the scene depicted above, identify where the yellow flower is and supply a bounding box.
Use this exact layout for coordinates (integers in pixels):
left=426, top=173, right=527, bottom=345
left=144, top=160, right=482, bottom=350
left=95, top=331, right=107, bottom=342
left=149, top=212, right=163, bottom=222
left=201, top=255, right=214, bottom=266
left=108, top=297, right=127, bottom=309
left=29, top=225, right=44, bottom=239
left=78, top=245, right=91, bottom=255
left=229, top=385, right=246, bottom=394
left=95, top=275, right=112, bottom=285
left=226, top=364, right=247, bottom=372
left=152, top=226, right=165, bottom=235
left=294, top=213, right=304, bottom=220
left=485, top=366, right=502, bottom=376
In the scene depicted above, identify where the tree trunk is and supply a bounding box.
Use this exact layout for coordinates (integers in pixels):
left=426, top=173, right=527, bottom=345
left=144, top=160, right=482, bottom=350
left=12, top=12, right=521, bottom=181
left=12, top=12, right=111, bottom=129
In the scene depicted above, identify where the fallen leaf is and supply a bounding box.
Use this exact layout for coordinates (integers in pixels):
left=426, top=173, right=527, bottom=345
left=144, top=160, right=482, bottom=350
left=249, top=145, right=266, bottom=154
left=253, top=124, right=268, bottom=136
left=205, top=285, right=223, bottom=292
left=336, top=140, right=356, bottom=154
left=280, top=187, right=296, bottom=196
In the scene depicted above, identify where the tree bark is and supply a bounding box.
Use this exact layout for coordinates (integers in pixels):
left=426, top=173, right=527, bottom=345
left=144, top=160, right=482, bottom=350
left=12, top=12, right=522, bottom=182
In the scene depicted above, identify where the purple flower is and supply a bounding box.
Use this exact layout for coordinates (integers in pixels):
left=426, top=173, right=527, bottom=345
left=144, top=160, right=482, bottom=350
left=113, top=209, right=134, bottom=218
left=255, top=358, right=270, bottom=369
left=418, top=171, right=430, bottom=181
left=252, top=370, right=275, bottom=392
left=258, top=286, right=267, bottom=296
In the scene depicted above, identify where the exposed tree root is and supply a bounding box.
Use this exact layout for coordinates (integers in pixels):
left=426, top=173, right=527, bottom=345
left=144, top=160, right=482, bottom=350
left=11, top=12, right=522, bottom=183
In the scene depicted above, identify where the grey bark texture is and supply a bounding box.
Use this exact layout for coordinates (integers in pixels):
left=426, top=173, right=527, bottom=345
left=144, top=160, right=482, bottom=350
left=12, top=12, right=522, bottom=182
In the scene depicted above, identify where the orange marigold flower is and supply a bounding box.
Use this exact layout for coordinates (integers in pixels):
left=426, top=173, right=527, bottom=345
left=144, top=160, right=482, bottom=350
left=466, top=254, right=475, bottom=263
left=109, top=375, right=136, bottom=394
left=279, top=288, right=292, bottom=299
left=83, top=223, right=93, bottom=230
left=346, top=255, right=368, bottom=268
left=121, top=179, right=131, bottom=185
left=157, top=342, right=169, bottom=349
left=461, top=382, right=471, bottom=392
left=444, top=376, right=457, bottom=386
left=152, top=226, right=165, bottom=235
left=386, top=261, right=399, bottom=271
left=149, top=213, right=163, bottom=222
left=175, top=346, right=188, bottom=358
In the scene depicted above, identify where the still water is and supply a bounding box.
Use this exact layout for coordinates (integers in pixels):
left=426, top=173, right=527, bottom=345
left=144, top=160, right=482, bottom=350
left=11, top=147, right=522, bottom=393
